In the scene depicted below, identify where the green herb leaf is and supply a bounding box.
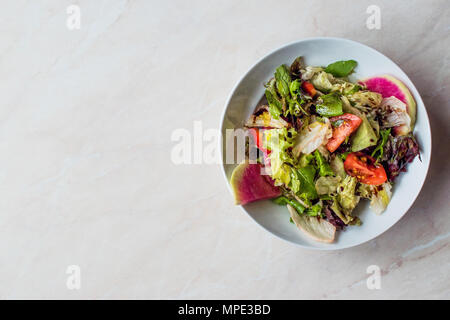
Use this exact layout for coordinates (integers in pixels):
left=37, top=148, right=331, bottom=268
left=289, top=79, right=301, bottom=96
left=324, top=60, right=357, bottom=77
left=305, top=203, right=322, bottom=217
left=314, top=150, right=335, bottom=177
left=286, top=80, right=308, bottom=116
left=371, top=128, right=391, bottom=161
left=275, top=65, right=291, bottom=97
left=316, top=92, right=343, bottom=117
left=296, top=165, right=318, bottom=200
left=265, top=89, right=282, bottom=119
left=338, top=152, right=350, bottom=161
left=272, top=196, right=305, bottom=214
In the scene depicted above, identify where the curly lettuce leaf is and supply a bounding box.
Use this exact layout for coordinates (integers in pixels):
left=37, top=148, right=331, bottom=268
left=330, top=198, right=352, bottom=225
left=299, top=153, right=314, bottom=168
left=336, top=176, right=360, bottom=214
left=382, top=134, right=420, bottom=180
left=315, top=176, right=341, bottom=195
left=311, top=71, right=334, bottom=92
left=264, top=128, right=300, bottom=192
left=357, top=183, right=373, bottom=199
left=349, top=90, right=383, bottom=109
left=344, top=83, right=362, bottom=95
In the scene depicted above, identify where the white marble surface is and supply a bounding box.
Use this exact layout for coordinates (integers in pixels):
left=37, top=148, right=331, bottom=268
left=0, top=0, right=449, bottom=299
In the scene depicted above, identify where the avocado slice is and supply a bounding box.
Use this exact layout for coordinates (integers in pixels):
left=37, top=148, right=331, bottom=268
left=340, top=96, right=378, bottom=151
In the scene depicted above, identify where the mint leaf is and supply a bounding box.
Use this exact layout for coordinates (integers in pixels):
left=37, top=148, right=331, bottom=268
left=265, top=89, right=282, bottom=119
left=289, top=79, right=301, bottom=97
left=274, top=65, right=291, bottom=97
left=324, top=60, right=357, bottom=77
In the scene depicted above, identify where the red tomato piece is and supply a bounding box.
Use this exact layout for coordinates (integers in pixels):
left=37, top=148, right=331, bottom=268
left=326, top=113, right=362, bottom=152
left=302, top=81, right=317, bottom=97
left=344, top=152, right=388, bottom=185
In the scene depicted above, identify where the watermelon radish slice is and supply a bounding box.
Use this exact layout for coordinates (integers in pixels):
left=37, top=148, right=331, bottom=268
left=230, top=161, right=281, bottom=205
left=360, top=75, right=416, bottom=136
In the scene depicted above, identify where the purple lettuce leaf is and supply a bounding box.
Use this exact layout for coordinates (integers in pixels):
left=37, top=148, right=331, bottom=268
left=382, top=134, right=420, bottom=181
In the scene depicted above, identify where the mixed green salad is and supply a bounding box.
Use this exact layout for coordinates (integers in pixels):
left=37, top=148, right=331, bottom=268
left=230, top=56, right=420, bottom=243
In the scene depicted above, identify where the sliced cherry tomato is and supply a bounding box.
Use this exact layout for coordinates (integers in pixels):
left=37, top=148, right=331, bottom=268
left=326, top=113, right=362, bottom=152
left=302, top=81, right=317, bottom=97
left=344, top=152, right=387, bottom=185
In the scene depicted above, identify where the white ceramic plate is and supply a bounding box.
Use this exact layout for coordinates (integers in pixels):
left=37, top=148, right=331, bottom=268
left=220, top=37, right=431, bottom=250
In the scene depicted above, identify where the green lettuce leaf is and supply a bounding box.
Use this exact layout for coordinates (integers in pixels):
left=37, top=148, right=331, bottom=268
left=330, top=155, right=346, bottom=179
